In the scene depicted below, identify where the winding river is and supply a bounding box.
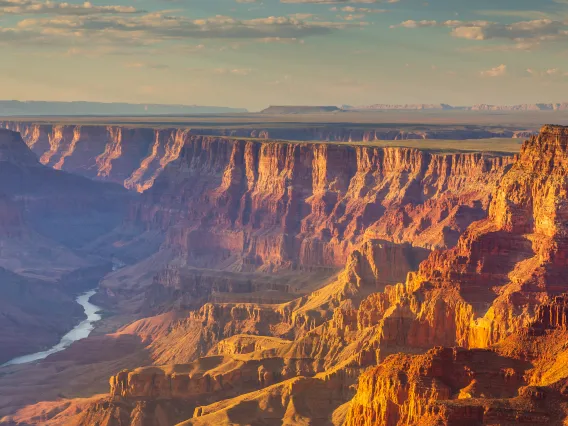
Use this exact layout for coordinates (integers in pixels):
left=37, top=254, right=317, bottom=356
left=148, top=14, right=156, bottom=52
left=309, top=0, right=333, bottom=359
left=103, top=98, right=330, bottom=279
left=1, top=290, right=102, bottom=367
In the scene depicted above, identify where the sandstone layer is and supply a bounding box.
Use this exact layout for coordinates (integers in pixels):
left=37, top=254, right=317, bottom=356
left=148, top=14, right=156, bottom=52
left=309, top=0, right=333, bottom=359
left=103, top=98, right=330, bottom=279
left=133, top=137, right=512, bottom=270
left=0, top=122, right=522, bottom=193
left=342, top=125, right=568, bottom=424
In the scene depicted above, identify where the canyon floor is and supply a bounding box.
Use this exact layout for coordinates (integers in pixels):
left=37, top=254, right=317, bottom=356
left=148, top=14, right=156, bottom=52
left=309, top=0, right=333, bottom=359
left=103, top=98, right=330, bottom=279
left=0, top=118, right=568, bottom=426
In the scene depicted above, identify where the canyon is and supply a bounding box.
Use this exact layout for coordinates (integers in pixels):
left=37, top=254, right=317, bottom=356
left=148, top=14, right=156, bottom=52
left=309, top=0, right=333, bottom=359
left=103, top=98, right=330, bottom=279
left=0, top=128, right=127, bottom=365
left=1, top=123, right=568, bottom=425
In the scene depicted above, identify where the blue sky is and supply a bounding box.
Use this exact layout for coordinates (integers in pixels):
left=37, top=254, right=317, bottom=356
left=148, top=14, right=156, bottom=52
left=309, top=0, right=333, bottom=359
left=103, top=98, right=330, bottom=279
left=0, top=0, right=567, bottom=110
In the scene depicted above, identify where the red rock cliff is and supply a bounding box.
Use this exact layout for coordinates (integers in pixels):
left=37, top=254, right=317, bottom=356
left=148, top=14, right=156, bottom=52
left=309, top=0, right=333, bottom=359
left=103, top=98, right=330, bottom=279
left=0, top=121, right=521, bottom=192
left=343, top=125, right=568, bottom=425
left=131, top=136, right=512, bottom=272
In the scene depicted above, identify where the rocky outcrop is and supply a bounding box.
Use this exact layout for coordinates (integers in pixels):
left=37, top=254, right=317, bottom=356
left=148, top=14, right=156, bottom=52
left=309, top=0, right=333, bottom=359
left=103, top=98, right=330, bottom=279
left=8, top=126, right=568, bottom=426
left=343, top=347, right=558, bottom=426
left=532, top=295, right=568, bottom=332
left=338, top=125, right=568, bottom=425
left=123, top=238, right=426, bottom=366
left=186, top=375, right=353, bottom=426
left=340, top=125, right=568, bottom=357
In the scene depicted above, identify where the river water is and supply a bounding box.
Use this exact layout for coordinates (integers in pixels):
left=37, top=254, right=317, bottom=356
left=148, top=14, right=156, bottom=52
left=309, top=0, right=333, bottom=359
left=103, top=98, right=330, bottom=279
left=1, top=290, right=102, bottom=367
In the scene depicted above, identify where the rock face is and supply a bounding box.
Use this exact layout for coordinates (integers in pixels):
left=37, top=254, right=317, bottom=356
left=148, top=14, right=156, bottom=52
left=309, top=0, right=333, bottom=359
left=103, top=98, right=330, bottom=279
left=339, top=124, right=568, bottom=425
left=329, top=125, right=568, bottom=359
left=344, top=347, right=530, bottom=426
left=0, top=128, right=129, bottom=249
left=0, top=122, right=523, bottom=193
left=133, top=137, right=512, bottom=273
left=101, top=124, right=568, bottom=425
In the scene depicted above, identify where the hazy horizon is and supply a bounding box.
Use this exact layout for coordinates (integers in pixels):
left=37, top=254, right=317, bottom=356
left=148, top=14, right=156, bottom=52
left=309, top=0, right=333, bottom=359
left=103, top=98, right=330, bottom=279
left=2, top=99, right=568, bottom=115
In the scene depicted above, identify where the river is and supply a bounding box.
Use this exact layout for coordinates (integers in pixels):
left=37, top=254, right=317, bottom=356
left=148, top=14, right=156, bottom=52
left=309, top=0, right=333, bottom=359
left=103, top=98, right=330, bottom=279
left=1, top=290, right=102, bottom=367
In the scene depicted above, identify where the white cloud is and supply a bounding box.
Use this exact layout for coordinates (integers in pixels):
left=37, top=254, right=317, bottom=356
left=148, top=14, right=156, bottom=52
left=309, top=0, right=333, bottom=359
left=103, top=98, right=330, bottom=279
left=0, top=12, right=356, bottom=47
left=391, top=18, right=568, bottom=49
left=480, top=64, right=507, bottom=77
left=0, top=0, right=141, bottom=15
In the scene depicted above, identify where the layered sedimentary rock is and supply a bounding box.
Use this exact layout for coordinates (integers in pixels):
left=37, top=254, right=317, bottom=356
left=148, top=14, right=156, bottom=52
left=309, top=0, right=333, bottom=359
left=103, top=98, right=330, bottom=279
left=335, top=125, right=568, bottom=359
left=340, top=125, right=568, bottom=425
left=345, top=297, right=568, bottom=426
left=107, top=124, right=568, bottom=425
left=0, top=129, right=129, bottom=249
left=343, top=346, right=562, bottom=426
left=132, top=137, right=512, bottom=273
left=0, top=121, right=524, bottom=193
left=8, top=126, right=568, bottom=426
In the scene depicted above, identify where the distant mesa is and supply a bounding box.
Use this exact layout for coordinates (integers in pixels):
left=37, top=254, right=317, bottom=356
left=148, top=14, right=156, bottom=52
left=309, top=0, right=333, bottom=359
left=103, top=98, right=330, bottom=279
left=260, top=105, right=341, bottom=114
left=0, top=100, right=248, bottom=116
left=344, top=103, right=455, bottom=111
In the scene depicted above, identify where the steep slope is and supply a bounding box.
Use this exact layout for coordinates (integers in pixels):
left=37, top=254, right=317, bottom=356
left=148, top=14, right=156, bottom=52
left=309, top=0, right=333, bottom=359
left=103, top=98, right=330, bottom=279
left=0, top=129, right=130, bottom=249
left=92, top=137, right=513, bottom=318
left=0, top=122, right=524, bottom=193
left=0, top=129, right=129, bottom=363
left=132, top=138, right=512, bottom=270
left=344, top=302, right=568, bottom=426
left=341, top=124, right=568, bottom=425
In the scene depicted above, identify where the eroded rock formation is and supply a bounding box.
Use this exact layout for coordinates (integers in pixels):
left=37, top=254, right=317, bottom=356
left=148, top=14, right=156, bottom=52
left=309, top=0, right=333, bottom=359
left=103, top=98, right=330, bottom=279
left=8, top=126, right=568, bottom=426
left=0, top=121, right=524, bottom=193
left=133, top=138, right=512, bottom=272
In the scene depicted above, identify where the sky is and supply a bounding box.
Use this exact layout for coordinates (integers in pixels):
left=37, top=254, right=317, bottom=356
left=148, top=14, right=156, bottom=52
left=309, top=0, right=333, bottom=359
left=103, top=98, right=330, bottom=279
left=0, top=0, right=568, bottom=110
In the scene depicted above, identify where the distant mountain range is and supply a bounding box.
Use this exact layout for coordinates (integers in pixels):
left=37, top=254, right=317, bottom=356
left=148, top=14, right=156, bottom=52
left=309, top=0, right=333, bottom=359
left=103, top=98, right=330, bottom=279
left=343, top=103, right=568, bottom=111
left=0, top=101, right=248, bottom=116
left=261, top=103, right=568, bottom=114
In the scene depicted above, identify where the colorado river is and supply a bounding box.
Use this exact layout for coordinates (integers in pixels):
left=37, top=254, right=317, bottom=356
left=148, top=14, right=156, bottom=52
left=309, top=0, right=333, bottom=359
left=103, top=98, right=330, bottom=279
left=1, top=290, right=102, bottom=367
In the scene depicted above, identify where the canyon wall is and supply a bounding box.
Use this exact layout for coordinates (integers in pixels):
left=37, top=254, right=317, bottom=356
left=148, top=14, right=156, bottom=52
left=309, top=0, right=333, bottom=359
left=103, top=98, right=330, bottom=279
left=0, top=129, right=129, bottom=363
left=0, top=121, right=524, bottom=193
left=340, top=125, right=568, bottom=425
left=131, top=137, right=513, bottom=273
